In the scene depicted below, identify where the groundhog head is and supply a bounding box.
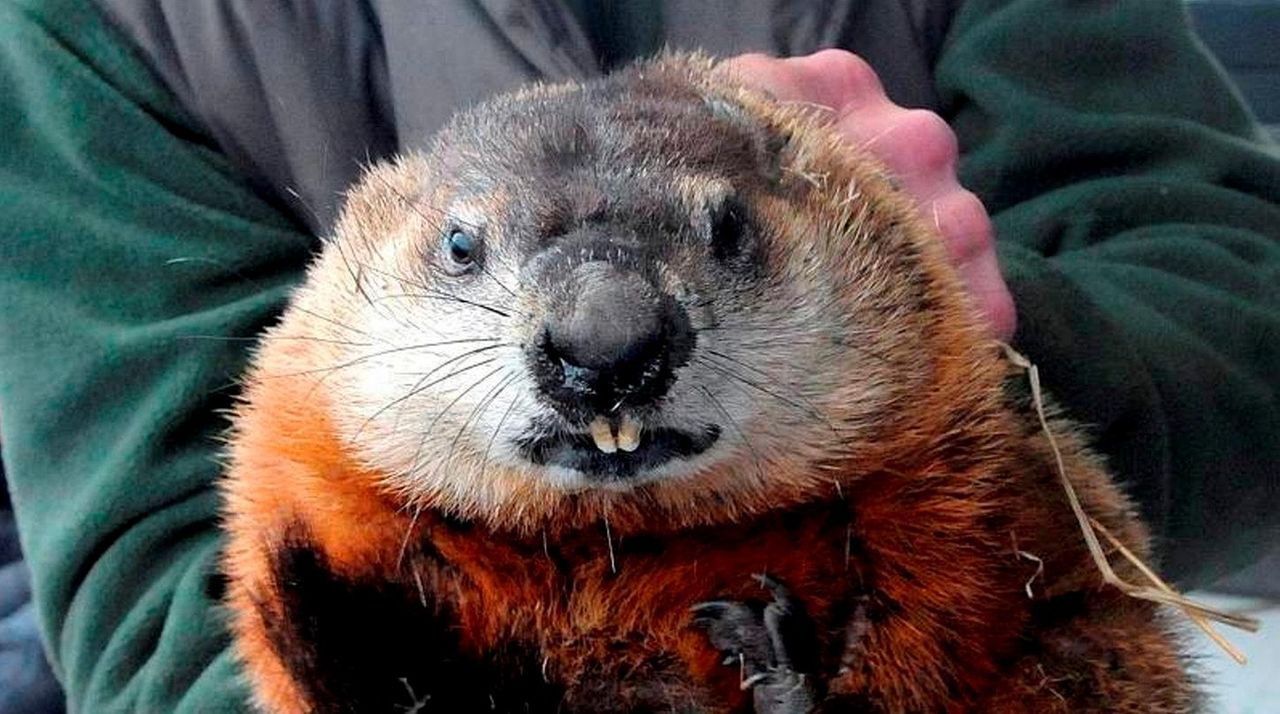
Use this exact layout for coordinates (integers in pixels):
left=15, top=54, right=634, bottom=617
left=270, top=55, right=991, bottom=530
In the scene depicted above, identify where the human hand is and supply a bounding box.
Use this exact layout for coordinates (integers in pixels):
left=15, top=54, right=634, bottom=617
left=721, top=50, right=1017, bottom=341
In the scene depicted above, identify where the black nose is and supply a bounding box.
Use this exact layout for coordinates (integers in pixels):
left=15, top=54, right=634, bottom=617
left=533, top=262, right=691, bottom=417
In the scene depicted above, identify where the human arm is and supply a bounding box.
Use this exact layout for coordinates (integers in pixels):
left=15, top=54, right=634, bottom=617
left=0, top=0, right=313, bottom=709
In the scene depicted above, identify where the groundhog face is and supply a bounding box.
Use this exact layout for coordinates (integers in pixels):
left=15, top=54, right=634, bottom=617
left=295, top=59, right=960, bottom=523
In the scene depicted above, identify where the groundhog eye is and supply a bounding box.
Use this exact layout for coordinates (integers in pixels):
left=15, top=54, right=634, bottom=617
left=709, top=197, right=746, bottom=260
left=444, top=229, right=477, bottom=269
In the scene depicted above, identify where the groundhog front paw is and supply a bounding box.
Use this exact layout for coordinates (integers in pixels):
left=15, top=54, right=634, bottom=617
left=692, top=574, right=821, bottom=714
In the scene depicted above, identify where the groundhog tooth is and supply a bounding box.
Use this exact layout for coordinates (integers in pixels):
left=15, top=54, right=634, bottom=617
left=589, top=416, right=617, bottom=453
left=616, top=415, right=641, bottom=452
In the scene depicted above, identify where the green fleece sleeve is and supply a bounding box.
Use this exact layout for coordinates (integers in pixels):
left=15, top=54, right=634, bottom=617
left=0, top=1, right=313, bottom=710
left=936, top=0, right=1280, bottom=585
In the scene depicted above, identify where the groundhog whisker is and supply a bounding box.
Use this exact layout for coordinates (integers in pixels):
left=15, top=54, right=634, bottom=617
left=701, top=348, right=775, bottom=381
left=355, top=261, right=528, bottom=319
left=447, top=370, right=519, bottom=476
left=700, top=357, right=848, bottom=445
left=693, top=354, right=818, bottom=415
left=363, top=357, right=503, bottom=440
left=166, top=254, right=376, bottom=343
left=714, top=326, right=899, bottom=370
left=283, top=184, right=326, bottom=234
left=483, top=392, right=524, bottom=478
left=177, top=334, right=374, bottom=347
left=398, top=337, right=507, bottom=351
left=381, top=347, right=513, bottom=436
left=264, top=338, right=504, bottom=381
left=693, top=354, right=834, bottom=430
left=376, top=292, right=515, bottom=319
left=452, top=370, right=518, bottom=459
left=290, top=303, right=388, bottom=343
left=395, top=499, right=426, bottom=571
left=408, top=363, right=510, bottom=477
left=475, top=262, right=522, bottom=304
left=365, top=343, right=510, bottom=438
left=330, top=231, right=378, bottom=308
left=697, top=385, right=767, bottom=486
left=397, top=344, right=510, bottom=383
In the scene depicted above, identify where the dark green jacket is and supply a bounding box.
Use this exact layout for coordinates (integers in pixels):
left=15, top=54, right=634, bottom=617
left=1, top=0, right=1277, bottom=710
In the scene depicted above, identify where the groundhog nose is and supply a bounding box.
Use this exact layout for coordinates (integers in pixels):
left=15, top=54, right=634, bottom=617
left=535, top=262, right=690, bottom=416
left=549, top=265, right=663, bottom=371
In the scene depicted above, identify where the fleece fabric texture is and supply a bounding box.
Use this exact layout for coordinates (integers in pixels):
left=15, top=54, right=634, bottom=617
left=0, top=0, right=1276, bottom=710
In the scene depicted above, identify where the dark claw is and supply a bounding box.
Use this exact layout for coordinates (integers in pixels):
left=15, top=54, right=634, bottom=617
left=752, top=572, right=790, bottom=599
left=691, top=600, right=773, bottom=679
left=692, top=575, right=821, bottom=714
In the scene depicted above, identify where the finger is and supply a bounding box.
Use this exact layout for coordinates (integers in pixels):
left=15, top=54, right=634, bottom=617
left=778, top=49, right=887, bottom=110
left=924, top=190, right=1015, bottom=339
left=836, top=107, right=960, bottom=202
left=719, top=52, right=1016, bottom=340
left=718, top=53, right=811, bottom=103
left=723, top=52, right=955, bottom=201
left=959, top=250, right=1018, bottom=341
left=720, top=50, right=887, bottom=110
left=928, top=190, right=994, bottom=266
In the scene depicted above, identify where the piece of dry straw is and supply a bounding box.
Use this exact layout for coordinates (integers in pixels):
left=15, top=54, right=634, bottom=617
left=1001, top=344, right=1261, bottom=665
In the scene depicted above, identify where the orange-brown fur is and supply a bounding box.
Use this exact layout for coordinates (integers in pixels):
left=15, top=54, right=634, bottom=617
left=222, top=55, right=1193, bottom=712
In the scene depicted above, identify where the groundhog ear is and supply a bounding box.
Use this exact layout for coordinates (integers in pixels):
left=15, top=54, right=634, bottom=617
left=701, top=96, right=792, bottom=182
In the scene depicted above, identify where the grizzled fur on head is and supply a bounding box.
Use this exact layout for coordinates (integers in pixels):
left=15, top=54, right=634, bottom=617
left=247, top=54, right=994, bottom=534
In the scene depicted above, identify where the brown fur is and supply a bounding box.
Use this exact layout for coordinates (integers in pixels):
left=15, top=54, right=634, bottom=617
left=221, top=55, right=1194, bottom=712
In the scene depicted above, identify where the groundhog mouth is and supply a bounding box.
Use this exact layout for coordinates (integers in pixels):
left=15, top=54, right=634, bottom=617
left=516, top=422, right=722, bottom=480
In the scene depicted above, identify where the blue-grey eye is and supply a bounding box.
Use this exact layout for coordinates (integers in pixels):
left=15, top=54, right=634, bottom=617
left=446, top=229, right=476, bottom=266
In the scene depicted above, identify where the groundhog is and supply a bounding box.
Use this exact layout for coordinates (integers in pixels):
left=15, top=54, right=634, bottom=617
left=220, top=54, right=1195, bottom=713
